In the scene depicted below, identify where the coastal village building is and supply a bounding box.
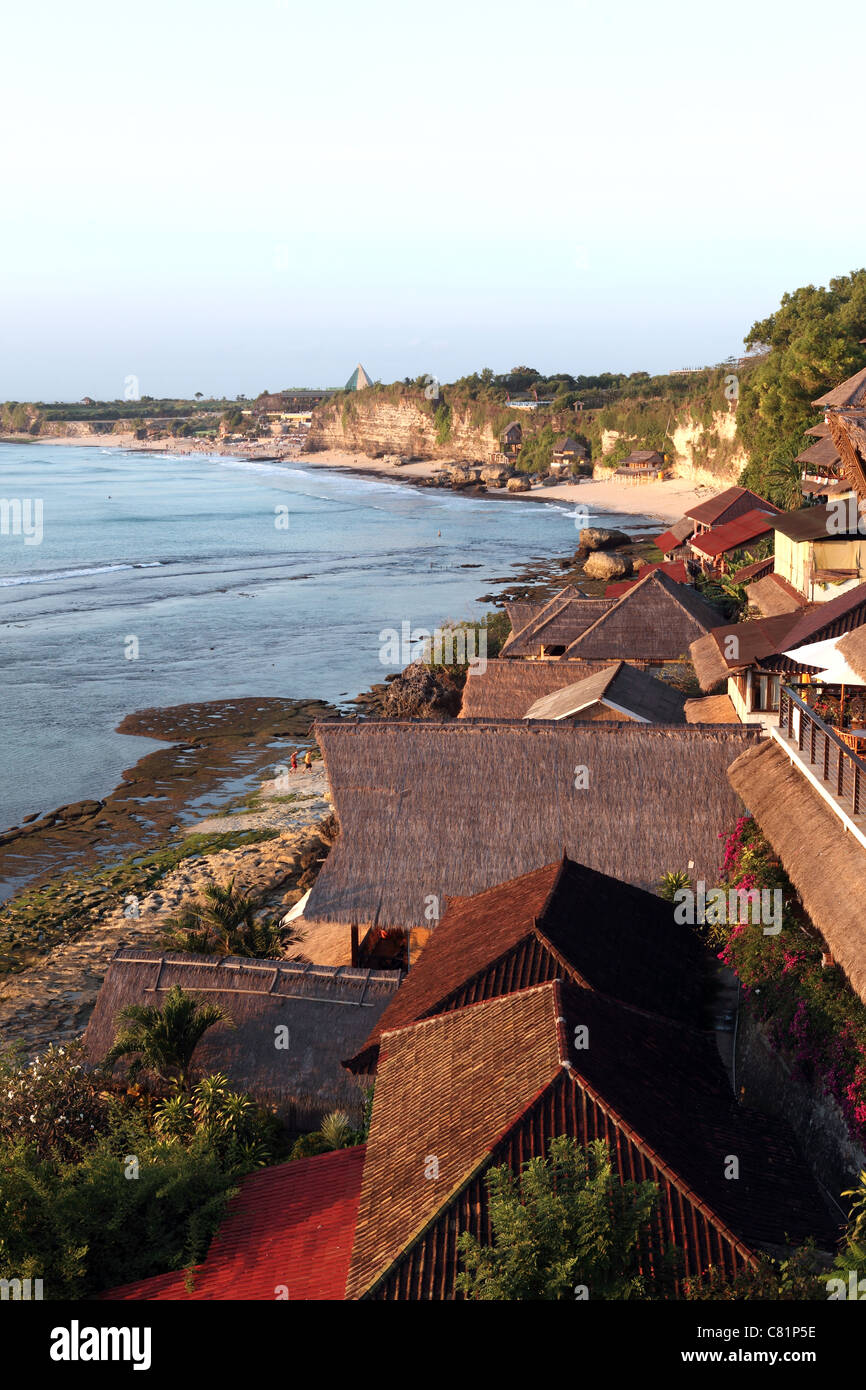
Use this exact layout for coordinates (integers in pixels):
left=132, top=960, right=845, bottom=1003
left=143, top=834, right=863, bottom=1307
left=687, top=507, right=779, bottom=575
left=605, top=559, right=688, bottom=595
left=654, top=515, right=696, bottom=560
left=768, top=502, right=866, bottom=604
left=343, top=857, right=710, bottom=1076
left=344, top=981, right=834, bottom=1299
left=459, top=658, right=621, bottom=720
left=551, top=436, right=588, bottom=472
left=500, top=421, right=522, bottom=459
left=300, top=720, right=759, bottom=959
left=501, top=571, right=722, bottom=664
left=84, top=950, right=401, bottom=1129
left=614, top=448, right=667, bottom=481
left=685, top=486, right=777, bottom=537
left=522, top=660, right=687, bottom=723
left=344, top=363, right=373, bottom=391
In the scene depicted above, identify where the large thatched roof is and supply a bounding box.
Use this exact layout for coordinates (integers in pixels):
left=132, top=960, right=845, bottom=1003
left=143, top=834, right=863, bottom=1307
left=501, top=588, right=612, bottom=657
left=561, top=569, right=722, bottom=661
left=745, top=573, right=808, bottom=617
left=837, top=625, right=866, bottom=682
left=459, top=658, right=614, bottom=719
left=813, top=367, right=866, bottom=409
left=728, top=740, right=866, bottom=1003
left=307, top=721, right=759, bottom=929
left=344, top=856, right=711, bottom=1072
left=84, top=950, right=402, bottom=1125
left=523, top=660, right=687, bottom=723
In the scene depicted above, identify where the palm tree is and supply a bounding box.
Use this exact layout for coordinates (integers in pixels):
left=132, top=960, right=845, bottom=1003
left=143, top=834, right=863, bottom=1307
left=162, top=878, right=284, bottom=958
left=102, top=985, right=233, bottom=1092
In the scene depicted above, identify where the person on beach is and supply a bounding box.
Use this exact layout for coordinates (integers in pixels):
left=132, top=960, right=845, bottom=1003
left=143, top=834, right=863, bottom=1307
left=290, top=750, right=298, bottom=773
left=304, top=750, right=313, bottom=773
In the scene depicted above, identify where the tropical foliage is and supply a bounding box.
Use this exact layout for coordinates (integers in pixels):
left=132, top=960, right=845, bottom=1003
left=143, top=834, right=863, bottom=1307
left=102, top=984, right=233, bottom=1092
left=161, top=877, right=284, bottom=958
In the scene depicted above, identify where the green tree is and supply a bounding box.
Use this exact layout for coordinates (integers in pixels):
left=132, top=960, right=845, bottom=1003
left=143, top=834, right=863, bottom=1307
left=456, top=1136, right=659, bottom=1300
left=102, top=985, right=233, bottom=1092
left=162, top=877, right=283, bottom=958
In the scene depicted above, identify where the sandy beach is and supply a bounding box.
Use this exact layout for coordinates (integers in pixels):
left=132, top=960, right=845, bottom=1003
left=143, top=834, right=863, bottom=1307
left=4, top=430, right=727, bottom=526
left=301, top=448, right=725, bottom=525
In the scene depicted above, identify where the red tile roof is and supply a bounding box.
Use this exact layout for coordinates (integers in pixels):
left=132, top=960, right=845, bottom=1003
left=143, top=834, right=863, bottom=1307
left=605, top=560, right=687, bottom=595
left=689, top=508, right=778, bottom=559
left=685, top=487, right=779, bottom=528
left=102, top=1145, right=366, bottom=1301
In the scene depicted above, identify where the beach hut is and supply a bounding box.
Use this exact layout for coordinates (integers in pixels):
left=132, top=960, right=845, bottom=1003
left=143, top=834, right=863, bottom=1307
left=559, top=569, right=723, bottom=663
left=551, top=436, right=588, bottom=472
left=301, top=719, right=760, bottom=955
left=83, top=949, right=402, bottom=1129
left=522, top=660, right=687, bottom=723
left=344, top=856, right=710, bottom=1076
left=345, top=981, right=835, bottom=1299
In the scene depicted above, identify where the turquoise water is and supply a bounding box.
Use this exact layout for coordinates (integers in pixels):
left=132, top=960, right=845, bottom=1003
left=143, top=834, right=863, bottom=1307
left=0, top=444, right=651, bottom=831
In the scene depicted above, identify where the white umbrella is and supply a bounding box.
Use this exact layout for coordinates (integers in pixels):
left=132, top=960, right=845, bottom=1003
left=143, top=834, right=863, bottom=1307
left=783, top=636, right=866, bottom=687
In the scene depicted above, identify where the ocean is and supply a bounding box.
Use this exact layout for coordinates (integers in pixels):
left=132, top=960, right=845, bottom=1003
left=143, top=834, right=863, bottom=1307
left=0, top=443, right=653, bottom=834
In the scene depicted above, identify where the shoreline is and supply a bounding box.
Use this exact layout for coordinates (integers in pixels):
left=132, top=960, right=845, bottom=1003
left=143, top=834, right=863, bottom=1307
left=2, top=431, right=728, bottom=526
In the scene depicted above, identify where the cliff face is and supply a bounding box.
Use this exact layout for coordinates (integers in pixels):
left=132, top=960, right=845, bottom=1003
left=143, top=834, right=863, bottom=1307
left=307, top=394, right=499, bottom=462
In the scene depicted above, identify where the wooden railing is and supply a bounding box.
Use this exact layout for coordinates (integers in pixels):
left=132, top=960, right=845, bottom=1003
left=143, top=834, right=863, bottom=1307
left=779, top=684, right=866, bottom=817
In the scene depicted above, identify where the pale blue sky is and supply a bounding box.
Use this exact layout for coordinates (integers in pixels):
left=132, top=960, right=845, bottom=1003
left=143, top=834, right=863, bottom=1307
left=2, top=0, right=864, bottom=399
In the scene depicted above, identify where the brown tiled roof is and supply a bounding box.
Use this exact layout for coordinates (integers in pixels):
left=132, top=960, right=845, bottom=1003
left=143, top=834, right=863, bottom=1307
left=781, top=580, right=866, bottom=649
left=685, top=487, right=777, bottom=528
left=524, top=660, right=687, bottom=723
left=307, top=721, right=759, bottom=928
left=689, top=612, right=808, bottom=691
left=562, top=569, right=723, bottom=661
left=344, top=856, right=709, bottom=1071
left=346, top=981, right=836, bottom=1297
left=730, top=556, right=774, bottom=585
left=745, top=573, right=808, bottom=617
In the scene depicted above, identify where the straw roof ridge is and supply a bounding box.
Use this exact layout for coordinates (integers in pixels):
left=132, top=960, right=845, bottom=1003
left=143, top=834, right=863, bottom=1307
left=827, top=411, right=866, bottom=503
left=523, top=661, right=688, bottom=723
left=727, top=740, right=866, bottom=1002
left=561, top=568, right=722, bottom=660
left=459, top=658, right=617, bottom=720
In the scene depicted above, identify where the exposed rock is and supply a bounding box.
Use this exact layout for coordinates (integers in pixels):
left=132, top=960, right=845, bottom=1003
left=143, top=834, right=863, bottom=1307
left=381, top=661, right=462, bottom=720
left=506, top=475, right=531, bottom=492
left=582, top=550, right=633, bottom=581
left=579, top=526, right=630, bottom=551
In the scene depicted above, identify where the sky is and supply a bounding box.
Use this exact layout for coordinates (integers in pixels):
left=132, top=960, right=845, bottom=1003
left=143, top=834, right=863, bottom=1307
left=2, top=0, right=865, bottom=400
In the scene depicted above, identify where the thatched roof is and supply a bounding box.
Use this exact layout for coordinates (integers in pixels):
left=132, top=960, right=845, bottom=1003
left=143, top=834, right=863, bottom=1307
left=689, top=612, right=807, bottom=692
left=307, top=720, right=759, bottom=929
left=827, top=410, right=866, bottom=502
left=684, top=694, right=740, bottom=724
left=620, top=448, right=664, bottom=466
left=344, top=856, right=711, bottom=1072
left=795, top=436, right=841, bottom=471
left=84, top=950, right=402, bottom=1124
left=745, top=573, right=808, bottom=617
left=813, top=367, right=866, bottom=409
left=728, top=740, right=866, bottom=1003
left=501, top=588, right=613, bottom=657
left=654, top=517, right=695, bottom=551
left=686, top=487, right=776, bottom=529
left=346, top=981, right=836, bottom=1297
left=459, top=658, right=616, bottom=719
left=502, top=601, right=537, bottom=636
left=102, top=1146, right=366, bottom=1302
left=523, top=660, right=687, bottom=723
left=837, top=624, right=866, bottom=682
left=806, top=422, right=830, bottom=438
left=561, top=569, right=723, bottom=661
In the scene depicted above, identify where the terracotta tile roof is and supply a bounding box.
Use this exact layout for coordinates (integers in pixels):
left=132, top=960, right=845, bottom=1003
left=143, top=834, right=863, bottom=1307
left=781, top=580, right=866, bottom=649
left=689, top=509, right=778, bottom=559
left=686, top=487, right=779, bottom=528
left=345, top=985, right=565, bottom=1298
left=655, top=516, right=696, bottom=551
left=689, top=612, right=808, bottom=690
left=103, top=1145, right=366, bottom=1301
left=344, top=856, right=708, bottom=1071
left=346, top=982, right=836, bottom=1297
left=605, top=560, right=688, bottom=595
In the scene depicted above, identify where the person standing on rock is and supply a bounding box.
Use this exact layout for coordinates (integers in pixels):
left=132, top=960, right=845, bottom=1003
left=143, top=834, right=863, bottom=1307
left=304, top=750, right=313, bottom=773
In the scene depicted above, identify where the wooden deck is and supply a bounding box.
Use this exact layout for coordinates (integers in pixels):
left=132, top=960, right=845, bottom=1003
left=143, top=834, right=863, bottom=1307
left=774, top=685, right=866, bottom=847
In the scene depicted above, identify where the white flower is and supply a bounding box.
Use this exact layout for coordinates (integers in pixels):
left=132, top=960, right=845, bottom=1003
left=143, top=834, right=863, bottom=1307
left=29, top=1113, right=37, bottom=1122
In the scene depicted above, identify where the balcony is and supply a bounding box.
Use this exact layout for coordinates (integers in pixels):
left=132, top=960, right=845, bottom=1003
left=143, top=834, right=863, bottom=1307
left=775, top=684, right=866, bottom=847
